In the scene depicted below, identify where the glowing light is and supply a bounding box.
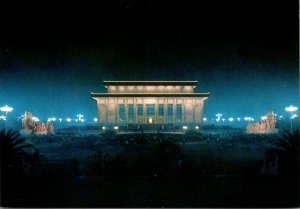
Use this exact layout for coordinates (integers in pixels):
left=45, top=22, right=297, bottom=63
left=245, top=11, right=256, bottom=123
left=114, top=126, right=119, bottom=130
left=195, top=126, right=199, bottom=130
left=102, top=126, right=106, bottom=130
left=51, top=117, right=56, bottom=121
left=94, top=118, right=98, bottom=122
left=183, top=126, right=188, bottom=130
left=0, top=105, right=13, bottom=113
left=203, top=117, right=207, bottom=122
left=76, top=114, right=84, bottom=120
left=222, top=118, right=226, bottom=122
left=261, top=116, right=267, bottom=120
left=32, top=117, right=39, bottom=122
left=237, top=117, right=241, bottom=121
left=47, top=118, right=51, bottom=122
left=291, top=114, right=298, bottom=119
left=80, top=118, right=84, bottom=122
left=0, top=105, right=13, bottom=133
left=216, top=113, right=222, bottom=122
left=285, top=105, right=298, bottom=113
left=0, top=115, right=6, bottom=121
left=285, top=105, right=298, bottom=133
left=228, top=117, right=234, bottom=122
left=66, top=118, right=72, bottom=122
left=59, top=118, right=62, bottom=122
left=149, top=118, right=153, bottom=123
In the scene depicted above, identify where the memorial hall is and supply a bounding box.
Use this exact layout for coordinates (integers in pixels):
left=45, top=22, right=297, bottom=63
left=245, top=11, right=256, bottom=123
left=91, top=81, right=209, bottom=127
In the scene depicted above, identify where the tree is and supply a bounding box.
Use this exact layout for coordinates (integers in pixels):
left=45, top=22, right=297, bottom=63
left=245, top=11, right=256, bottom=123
left=0, top=129, right=34, bottom=178
left=264, top=130, right=299, bottom=176
left=0, top=129, right=36, bottom=206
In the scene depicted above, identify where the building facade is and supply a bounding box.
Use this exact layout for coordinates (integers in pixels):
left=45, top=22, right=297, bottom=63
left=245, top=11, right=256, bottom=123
left=91, top=81, right=209, bottom=126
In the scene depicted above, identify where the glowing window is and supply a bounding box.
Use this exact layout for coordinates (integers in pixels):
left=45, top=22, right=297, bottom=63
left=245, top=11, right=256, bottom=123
left=158, top=104, right=164, bottom=116
left=137, top=104, right=143, bottom=117
left=176, top=104, right=182, bottom=122
left=128, top=104, right=134, bottom=122
left=146, top=104, right=155, bottom=117
left=167, top=104, right=173, bottom=123
left=118, top=104, right=125, bottom=122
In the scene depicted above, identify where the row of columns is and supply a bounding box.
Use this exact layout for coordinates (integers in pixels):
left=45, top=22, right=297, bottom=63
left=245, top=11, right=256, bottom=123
left=97, top=98, right=204, bottom=124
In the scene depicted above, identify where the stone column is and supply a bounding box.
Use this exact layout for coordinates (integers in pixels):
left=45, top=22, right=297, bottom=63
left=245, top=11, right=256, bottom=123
left=115, top=100, right=118, bottom=124
left=183, top=98, right=186, bottom=123
left=134, top=99, right=137, bottom=124
left=105, top=99, right=108, bottom=123
left=143, top=99, right=146, bottom=124
left=155, top=98, right=158, bottom=124
left=124, top=98, right=128, bottom=123
left=173, top=102, right=176, bottom=124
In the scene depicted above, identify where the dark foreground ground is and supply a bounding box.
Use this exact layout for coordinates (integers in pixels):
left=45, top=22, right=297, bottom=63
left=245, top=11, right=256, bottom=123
left=2, top=132, right=300, bottom=207
left=5, top=174, right=299, bottom=207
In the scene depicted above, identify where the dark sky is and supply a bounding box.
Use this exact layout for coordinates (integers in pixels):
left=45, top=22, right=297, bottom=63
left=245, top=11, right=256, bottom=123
left=0, top=0, right=298, bottom=121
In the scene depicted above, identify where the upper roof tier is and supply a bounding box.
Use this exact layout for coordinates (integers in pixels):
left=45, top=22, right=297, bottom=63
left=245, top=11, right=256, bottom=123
left=103, top=80, right=197, bottom=86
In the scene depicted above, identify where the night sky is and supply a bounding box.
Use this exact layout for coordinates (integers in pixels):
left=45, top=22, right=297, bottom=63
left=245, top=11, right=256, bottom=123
left=0, top=0, right=298, bottom=121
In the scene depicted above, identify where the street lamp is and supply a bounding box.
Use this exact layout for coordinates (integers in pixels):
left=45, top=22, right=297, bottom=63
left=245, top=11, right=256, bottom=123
left=0, top=105, right=13, bottom=133
left=216, top=113, right=222, bottom=138
left=216, top=113, right=222, bottom=122
left=285, top=105, right=298, bottom=133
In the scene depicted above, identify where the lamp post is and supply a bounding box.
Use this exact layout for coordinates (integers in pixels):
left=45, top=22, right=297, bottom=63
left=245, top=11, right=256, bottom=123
left=285, top=105, right=298, bottom=133
left=216, top=113, right=222, bottom=139
left=0, top=105, right=13, bottom=133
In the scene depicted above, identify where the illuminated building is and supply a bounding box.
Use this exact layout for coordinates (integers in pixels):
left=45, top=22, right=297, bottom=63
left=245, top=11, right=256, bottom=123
left=91, top=81, right=209, bottom=126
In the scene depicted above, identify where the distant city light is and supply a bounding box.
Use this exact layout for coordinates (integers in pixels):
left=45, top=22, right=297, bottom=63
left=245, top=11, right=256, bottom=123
left=102, top=126, right=106, bottom=130
left=75, top=119, right=78, bottom=123
left=216, top=113, right=222, bottom=122
left=51, top=117, right=56, bottom=121
left=291, top=114, right=298, bottom=119
left=59, top=118, right=62, bottom=122
left=261, top=116, right=267, bottom=120
left=237, top=117, right=241, bottom=121
left=195, top=126, right=199, bottom=129
left=80, top=118, right=84, bottom=122
left=0, top=105, right=13, bottom=133
left=113, top=126, right=119, bottom=130
left=203, top=117, right=207, bottom=122
left=285, top=105, right=298, bottom=133
left=228, top=117, right=234, bottom=122
left=0, top=115, right=6, bottom=121
left=222, top=118, right=226, bottom=122
left=77, top=114, right=84, bottom=120
left=244, top=117, right=254, bottom=122
left=32, top=117, right=39, bottom=122
left=0, top=105, right=13, bottom=113
left=285, top=105, right=298, bottom=113
left=183, top=126, right=188, bottom=130
left=94, top=118, right=98, bottom=122
left=66, top=118, right=72, bottom=122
